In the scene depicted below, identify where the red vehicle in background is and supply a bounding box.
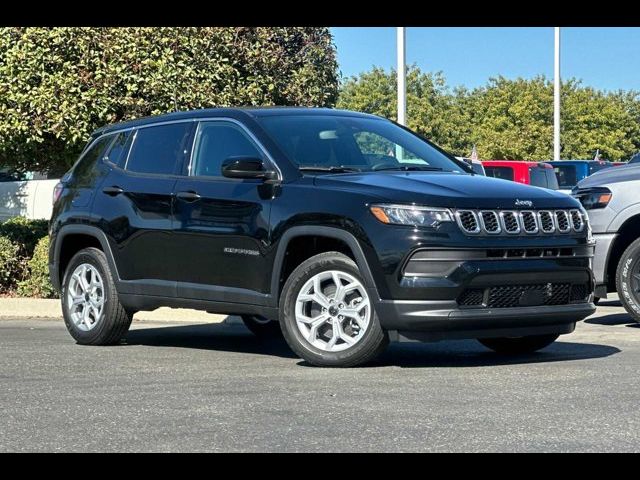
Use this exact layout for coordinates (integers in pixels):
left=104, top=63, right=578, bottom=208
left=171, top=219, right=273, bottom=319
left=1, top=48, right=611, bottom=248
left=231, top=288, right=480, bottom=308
left=482, top=161, right=559, bottom=190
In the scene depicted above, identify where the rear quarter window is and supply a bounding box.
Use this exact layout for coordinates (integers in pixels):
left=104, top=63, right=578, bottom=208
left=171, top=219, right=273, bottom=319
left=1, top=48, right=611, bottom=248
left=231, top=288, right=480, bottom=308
left=73, top=134, right=114, bottom=185
left=484, top=166, right=514, bottom=181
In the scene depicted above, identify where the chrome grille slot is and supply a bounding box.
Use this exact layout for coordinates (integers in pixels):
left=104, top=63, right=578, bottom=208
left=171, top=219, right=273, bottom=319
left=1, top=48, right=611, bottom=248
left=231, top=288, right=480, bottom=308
left=555, top=210, right=571, bottom=233
left=570, top=210, right=585, bottom=232
left=538, top=211, right=555, bottom=233
left=479, top=211, right=501, bottom=234
left=456, top=210, right=480, bottom=234
left=520, top=211, right=538, bottom=234
left=500, top=211, right=521, bottom=234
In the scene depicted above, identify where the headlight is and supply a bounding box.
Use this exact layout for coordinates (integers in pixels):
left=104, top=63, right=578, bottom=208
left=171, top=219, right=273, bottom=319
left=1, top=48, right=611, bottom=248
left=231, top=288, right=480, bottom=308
left=573, top=187, right=612, bottom=210
left=369, top=204, right=453, bottom=227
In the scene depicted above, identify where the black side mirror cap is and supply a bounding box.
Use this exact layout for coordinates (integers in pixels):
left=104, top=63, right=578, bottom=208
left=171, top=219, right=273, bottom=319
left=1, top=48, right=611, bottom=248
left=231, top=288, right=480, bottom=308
left=221, top=157, right=277, bottom=181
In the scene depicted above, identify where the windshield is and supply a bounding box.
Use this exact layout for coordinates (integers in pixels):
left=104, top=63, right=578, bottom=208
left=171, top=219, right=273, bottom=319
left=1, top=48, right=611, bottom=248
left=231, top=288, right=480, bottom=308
left=553, top=165, right=578, bottom=188
left=257, top=115, right=464, bottom=173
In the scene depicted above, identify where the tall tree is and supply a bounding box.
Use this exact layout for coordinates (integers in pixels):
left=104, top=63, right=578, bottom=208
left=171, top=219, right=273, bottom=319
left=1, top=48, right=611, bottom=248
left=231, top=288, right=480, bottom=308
left=0, top=27, right=339, bottom=174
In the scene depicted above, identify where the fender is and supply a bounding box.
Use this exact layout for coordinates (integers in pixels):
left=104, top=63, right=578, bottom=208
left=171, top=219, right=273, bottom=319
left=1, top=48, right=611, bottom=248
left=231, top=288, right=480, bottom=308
left=608, top=204, right=640, bottom=232
left=270, top=226, right=380, bottom=305
left=50, top=224, right=121, bottom=291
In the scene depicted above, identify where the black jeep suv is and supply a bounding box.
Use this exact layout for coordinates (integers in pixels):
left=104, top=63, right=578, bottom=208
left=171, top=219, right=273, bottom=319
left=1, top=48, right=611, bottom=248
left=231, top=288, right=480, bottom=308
left=49, top=108, right=596, bottom=367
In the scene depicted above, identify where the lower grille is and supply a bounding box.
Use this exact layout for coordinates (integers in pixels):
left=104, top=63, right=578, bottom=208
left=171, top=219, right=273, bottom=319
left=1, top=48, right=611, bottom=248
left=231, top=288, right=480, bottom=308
left=457, top=283, right=589, bottom=309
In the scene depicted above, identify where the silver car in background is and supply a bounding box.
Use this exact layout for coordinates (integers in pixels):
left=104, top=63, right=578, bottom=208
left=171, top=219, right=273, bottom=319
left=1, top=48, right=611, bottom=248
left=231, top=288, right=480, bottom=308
left=573, top=164, right=640, bottom=322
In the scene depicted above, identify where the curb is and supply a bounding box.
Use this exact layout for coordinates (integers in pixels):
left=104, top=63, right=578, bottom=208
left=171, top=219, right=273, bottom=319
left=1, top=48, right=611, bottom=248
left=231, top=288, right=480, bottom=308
left=0, top=298, right=233, bottom=324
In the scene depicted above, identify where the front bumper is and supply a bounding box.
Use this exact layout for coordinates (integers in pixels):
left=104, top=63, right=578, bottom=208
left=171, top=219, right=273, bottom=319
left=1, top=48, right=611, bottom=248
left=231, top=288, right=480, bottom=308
left=592, top=232, right=617, bottom=287
left=373, top=246, right=595, bottom=341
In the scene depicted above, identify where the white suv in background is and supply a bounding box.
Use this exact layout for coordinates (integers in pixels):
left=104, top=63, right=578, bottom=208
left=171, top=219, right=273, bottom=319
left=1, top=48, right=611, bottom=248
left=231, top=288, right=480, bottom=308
left=0, top=169, right=59, bottom=222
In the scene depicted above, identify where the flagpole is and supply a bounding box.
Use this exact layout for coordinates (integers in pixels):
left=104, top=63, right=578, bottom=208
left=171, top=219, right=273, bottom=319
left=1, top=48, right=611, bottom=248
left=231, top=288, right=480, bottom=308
left=397, top=27, right=406, bottom=126
left=554, top=27, right=561, bottom=161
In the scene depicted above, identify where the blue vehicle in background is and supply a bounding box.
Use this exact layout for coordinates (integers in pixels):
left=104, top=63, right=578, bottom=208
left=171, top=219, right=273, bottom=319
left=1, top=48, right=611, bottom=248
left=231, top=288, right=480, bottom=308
left=548, top=160, right=614, bottom=193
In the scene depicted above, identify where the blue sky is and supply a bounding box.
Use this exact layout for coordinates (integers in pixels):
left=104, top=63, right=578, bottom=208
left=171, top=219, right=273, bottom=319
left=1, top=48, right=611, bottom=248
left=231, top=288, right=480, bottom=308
left=331, top=27, right=640, bottom=92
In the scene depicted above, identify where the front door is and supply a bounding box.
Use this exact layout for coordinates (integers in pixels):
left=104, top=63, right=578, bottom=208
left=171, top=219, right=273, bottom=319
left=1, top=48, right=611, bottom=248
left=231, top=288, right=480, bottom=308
left=172, top=120, right=275, bottom=304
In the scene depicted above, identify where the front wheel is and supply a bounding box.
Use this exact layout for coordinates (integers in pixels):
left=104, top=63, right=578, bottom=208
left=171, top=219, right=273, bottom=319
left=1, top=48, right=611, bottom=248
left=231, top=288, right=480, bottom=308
left=616, top=237, right=640, bottom=323
left=279, top=252, right=388, bottom=367
left=241, top=315, right=282, bottom=338
left=478, top=334, right=559, bottom=354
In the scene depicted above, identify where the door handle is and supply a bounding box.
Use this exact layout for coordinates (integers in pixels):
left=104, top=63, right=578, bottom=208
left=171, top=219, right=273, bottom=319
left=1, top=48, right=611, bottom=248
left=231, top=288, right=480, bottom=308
left=176, top=191, right=201, bottom=202
left=102, top=186, right=124, bottom=196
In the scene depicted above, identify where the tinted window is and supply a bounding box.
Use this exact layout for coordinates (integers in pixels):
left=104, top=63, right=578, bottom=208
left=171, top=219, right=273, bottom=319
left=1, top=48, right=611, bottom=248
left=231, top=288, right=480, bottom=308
left=553, top=165, right=578, bottom=188
left=530, top=167, right=558, bottom=189
left=104, top=131, right=132, bottom=167
left=471, top=163, right=485, bottom=175
left=126, top=123, right=192, bottom=175
left=191, top=122, right=263, bottom=177
left=74, top=134, right=114, bottom=182
left=589, top=162, right=612, bottom=175
left=257, top=115, right=462, bottom=172
left=484, top=166, right=514, bottom=181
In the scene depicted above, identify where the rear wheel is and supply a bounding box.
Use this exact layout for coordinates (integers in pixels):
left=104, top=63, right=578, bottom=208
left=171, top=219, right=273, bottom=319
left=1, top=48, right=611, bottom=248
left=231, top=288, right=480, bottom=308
left=616, top=237, right=640, bottom=323
left=241, top=315, right=282, bottom=338
left=61, top=247, right=132, bottom=345
left=478, top=334, right=559, bottom=354
left=279, top=252, right=388, bottom=367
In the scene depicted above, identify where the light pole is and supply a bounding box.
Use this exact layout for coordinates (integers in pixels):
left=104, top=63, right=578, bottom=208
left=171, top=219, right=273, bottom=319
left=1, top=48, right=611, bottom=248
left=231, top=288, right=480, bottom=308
left=397, top=27, right=406, bottom=127
left=554, top=27, right=561, bottom=161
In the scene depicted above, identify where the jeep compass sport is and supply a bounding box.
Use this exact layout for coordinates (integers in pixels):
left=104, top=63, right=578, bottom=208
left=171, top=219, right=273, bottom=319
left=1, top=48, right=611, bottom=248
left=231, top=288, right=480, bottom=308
left=49, top=108, right=596, bottom=367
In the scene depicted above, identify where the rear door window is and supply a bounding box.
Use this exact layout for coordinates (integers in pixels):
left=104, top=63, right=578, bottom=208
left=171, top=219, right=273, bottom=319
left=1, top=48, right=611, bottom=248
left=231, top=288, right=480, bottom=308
left=125, top=123, right=193, bottom=175
left=104, top=131, right=133, bottom=168
left=484, top=166, right=514, bottom=181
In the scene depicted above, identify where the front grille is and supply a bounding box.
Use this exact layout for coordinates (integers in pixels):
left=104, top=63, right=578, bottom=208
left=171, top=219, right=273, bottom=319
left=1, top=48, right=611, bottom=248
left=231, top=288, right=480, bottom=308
left=555, top=210, right=571, bottom=233
left=455, top=208, right=585, bottom=236
left=538, top=211, right=555, bottom=233
left=501, top=212, right=520, bottom=234
left=457, top=211, right=480, bottom=233
left=520, top=211, right=538, bottom=233
left=480, top=211, right=500, bottom=233
left=458, top=288, right=485, bottom=306
left=570, top=210, right=585, bottom=232
left=457, top=282, right=590, bottom=308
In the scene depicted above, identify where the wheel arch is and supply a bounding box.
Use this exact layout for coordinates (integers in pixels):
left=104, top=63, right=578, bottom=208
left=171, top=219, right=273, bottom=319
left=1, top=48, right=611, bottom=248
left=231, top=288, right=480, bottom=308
left=606, top=214, right=640, bottom=291
left=52, top=225, right=120, bottom=291
left=270, top=226, right=380, bottom=305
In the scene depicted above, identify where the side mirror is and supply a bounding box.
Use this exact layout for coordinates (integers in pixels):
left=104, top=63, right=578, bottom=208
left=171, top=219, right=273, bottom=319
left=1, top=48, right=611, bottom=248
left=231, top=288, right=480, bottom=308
left=221, top=157, right=277, bottom=181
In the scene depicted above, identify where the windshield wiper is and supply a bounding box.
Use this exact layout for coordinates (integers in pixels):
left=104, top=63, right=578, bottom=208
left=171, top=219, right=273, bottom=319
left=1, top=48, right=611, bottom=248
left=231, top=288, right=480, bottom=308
left=374, top=165, right=445, bottom=172
left=299, top=166, right=361, bottom=173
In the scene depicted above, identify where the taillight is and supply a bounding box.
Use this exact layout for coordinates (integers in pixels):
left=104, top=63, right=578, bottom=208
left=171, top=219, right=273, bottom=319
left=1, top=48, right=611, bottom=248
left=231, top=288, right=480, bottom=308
left=53, top=182, right=64, bottom=205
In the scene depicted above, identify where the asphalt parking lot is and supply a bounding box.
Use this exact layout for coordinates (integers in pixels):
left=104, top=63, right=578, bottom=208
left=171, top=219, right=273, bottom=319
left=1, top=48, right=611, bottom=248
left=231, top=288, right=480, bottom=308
left=1, top=296, right=639, bottom=452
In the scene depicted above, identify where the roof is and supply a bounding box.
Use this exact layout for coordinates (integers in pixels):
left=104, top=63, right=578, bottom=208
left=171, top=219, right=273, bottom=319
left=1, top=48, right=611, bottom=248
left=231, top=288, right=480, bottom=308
left=482, top=160, right=552, bottom=168
left=92, top=107, right=382, bottom=136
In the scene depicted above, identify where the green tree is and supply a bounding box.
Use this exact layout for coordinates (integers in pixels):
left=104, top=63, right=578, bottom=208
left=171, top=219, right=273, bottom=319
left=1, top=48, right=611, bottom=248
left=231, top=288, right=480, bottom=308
left=338, top=67, right=640, bottom=162
left=0, top=27, right=338, bottom=175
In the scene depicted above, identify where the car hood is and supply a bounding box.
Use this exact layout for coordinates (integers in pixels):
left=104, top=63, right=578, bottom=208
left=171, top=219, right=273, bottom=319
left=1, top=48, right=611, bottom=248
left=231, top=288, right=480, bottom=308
left=312, top=172, right=580, bottom=209
left=577, top=164, right=640, bottom=188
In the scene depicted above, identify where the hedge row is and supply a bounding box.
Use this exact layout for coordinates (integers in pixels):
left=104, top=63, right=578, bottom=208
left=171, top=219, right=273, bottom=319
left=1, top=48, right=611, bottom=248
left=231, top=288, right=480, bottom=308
left=0, top=217, right=56, bottom=298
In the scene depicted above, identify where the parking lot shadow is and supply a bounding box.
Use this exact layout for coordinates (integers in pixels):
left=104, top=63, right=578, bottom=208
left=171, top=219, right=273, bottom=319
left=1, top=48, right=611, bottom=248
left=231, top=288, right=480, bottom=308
left=585, top=313, right=636, bottom=327
left=123, top=322, right=620, bottom=368
left=123, top=322, right=298, bottom=359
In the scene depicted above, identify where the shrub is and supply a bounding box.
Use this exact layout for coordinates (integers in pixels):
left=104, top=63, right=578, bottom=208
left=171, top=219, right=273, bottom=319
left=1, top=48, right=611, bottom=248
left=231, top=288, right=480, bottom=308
left=0, top=217, right=49, bottom=258
left=17, top=236, right=56, bottom=298
left=0, top=235, right=21, bottom=293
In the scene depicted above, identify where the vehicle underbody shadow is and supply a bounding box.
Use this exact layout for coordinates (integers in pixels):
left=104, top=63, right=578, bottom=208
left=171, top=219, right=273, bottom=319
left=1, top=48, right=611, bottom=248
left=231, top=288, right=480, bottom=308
left=122, top=322, right=297, bottom=359
left=357, top=339, right=621, bottom=368
left=122, top=321, right=620, bottom=368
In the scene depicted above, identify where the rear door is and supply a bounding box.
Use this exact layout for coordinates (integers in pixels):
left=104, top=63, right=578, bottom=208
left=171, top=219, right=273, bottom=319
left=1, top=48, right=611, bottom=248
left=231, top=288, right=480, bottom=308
left=92, top=122, right=194, bottom=295
left=172, top=120, right=274, bottom=304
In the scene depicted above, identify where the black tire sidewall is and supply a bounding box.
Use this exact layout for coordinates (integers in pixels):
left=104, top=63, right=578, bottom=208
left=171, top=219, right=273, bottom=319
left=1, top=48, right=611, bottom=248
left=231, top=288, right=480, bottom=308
left=616, top=237, right=640, bottom=322
left=279, top=252, right=387, bottom=367
left=61, top=248, right=123, bottom=344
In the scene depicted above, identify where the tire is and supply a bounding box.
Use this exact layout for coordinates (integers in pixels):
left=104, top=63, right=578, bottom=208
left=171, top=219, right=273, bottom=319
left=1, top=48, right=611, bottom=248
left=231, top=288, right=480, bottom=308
left=616, top=237, right=640, bottom=323
left=478, top=334, right=559, bottom=354
left=241, top=315, right=282, bottom=338
left=279, top=251, right=388, bottom=367
left=61, top=247, right=132, bottom=345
